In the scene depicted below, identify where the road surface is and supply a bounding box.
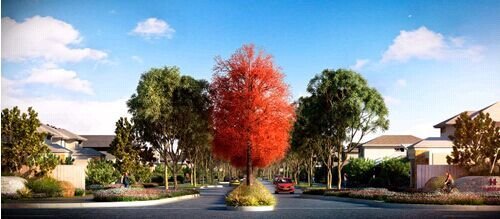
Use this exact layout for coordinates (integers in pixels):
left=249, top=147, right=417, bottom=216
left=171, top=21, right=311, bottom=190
left=3, top=181, right=499, bottom=218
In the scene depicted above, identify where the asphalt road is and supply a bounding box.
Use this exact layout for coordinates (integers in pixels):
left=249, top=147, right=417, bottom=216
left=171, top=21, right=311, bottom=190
left=2, top=181, right=500, bottom=219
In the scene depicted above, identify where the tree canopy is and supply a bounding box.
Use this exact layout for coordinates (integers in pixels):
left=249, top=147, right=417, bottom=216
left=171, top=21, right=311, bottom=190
left=447, top=112, right=500, bottom=175
left=1, top=107, right=56, bottom=175
left=211, top=44, right=294, bottom=185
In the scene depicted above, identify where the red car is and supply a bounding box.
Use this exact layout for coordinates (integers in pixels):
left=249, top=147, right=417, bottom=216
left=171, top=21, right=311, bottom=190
left=275, top=178, right=295, bottom=194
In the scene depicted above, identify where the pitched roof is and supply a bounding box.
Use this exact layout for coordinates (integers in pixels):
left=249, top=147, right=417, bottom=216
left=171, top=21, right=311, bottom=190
left=71, top=147, right=104, bottom=157
left=80, top=135, right=115, bottom=148
left=434, top=102, right=500, bottom=128
left=408, top=137, right=454, bottom=148
left=47, top=143, right=72, bottom=154
left=363, top=135, right=422, bottom=146
left=38, top=124, right=87, bottom=141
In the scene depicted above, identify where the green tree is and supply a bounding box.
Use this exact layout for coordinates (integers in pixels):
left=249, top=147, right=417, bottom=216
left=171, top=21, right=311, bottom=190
left=344, top=158, right=376, bottom=187
left=1, top=107, right=54, bottom=175
left=34, top=153, right=60, bottom=176
left=86, top=159, right=120, bottom=185
left=447, top=112, right=500, bottom=175
left=128, top=66, right=210, bottom=190
left=304, top=69, right=389, bottom=189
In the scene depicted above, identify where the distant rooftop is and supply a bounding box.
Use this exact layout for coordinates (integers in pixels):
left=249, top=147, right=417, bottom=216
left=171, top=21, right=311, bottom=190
left=81, top=135, right=115, bottom=148
left=363, top=135, right=422, bottom=146
left=434, top=102, right=500, bottom=128
left=38, top=124, right=87, bottom=141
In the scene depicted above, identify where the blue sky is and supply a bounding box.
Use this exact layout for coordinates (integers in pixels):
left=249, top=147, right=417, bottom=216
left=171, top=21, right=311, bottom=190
left=2, top=0, right=499, bottom=138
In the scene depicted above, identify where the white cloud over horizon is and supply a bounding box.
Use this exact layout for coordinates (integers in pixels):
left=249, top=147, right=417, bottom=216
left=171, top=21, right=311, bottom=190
left=131, top=18, right=175, bottom=39
left=1, top=94, right=130, bottom=135
left=23, top=64, right=94, bottom=95
left=350, top=59, right=370, bottom=71
left=381, top=26, right=483, bottom=63
left=1, top=16, right=108, bottom=63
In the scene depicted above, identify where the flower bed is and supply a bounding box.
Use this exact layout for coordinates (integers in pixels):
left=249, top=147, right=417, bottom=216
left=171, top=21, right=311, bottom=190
left=225, top=180, right=276, bottom=206
left=324, top=188, right=500, bottom=205
left=93, top=188, right=198, bottom=202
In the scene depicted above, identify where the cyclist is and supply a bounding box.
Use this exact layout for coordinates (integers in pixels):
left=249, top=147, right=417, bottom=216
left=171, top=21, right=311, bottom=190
left=443, top=171, right=454, bottom=192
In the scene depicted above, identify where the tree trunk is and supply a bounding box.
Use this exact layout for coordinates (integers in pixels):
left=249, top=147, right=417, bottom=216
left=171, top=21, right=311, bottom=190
left=308, top=156, right=313, bottom=187
left=164, top=160, right=169, bottom=191
left=337, top=147, right=343, bottom=190
left=326, top=154, right=332, bottom=189
left=246, top=141, right=253, bottom=186
left=173, top=166, right=178, bottom=190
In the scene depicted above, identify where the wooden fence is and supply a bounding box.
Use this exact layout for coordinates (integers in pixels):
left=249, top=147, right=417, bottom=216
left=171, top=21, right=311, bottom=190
left=416, top=165, right=467, bottom=189
left=50, top=165, right=85, bottom=189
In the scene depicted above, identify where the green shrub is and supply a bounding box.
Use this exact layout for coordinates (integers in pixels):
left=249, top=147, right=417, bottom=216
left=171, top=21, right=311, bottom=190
left=133, top=165, right=153, bottom=183
left=16, top=188, right=32, bottom=198
left=374, top=157, right=410, bottom=188
left=302, top=188, right=328, bottom=195
left=26, top=177, right=62, bottom=197
left=423, top=176, right=447, bottom=192
left=74, top=188, right=85, bottom=196
left=344, top=158, right=376, bottom=187
left=86, top=159, right=120, bottom=185
left=143, top=183, right=159, bottom=188
left=225, top=180, right=276, bottom=206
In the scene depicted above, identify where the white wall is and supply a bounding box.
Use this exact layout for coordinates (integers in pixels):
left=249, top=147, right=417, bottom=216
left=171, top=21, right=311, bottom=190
left=362, top=147, right=406, bottom=161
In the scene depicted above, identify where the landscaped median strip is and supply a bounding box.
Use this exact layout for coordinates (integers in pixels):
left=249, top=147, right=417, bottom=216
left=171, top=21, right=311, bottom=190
left=1, top=194, right=199, bottom=209
left=300, top=194, right=500, bottom=211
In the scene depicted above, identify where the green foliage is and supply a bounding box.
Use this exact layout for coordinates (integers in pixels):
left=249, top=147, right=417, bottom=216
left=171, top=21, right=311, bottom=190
left=16, top=188, right=32, bottom=198
left=344, top=158, right=376, bottom=186
left=447, top=112, right=500, bottom=175
left=128, top=66, right=211, bottom=189
left=26, top=177, right=62, bottom=197
left=423, top=176, right=447, bottom=192
left=376, top=157, right=410, bottom=188
left=1, top=107, right=50, bottom=174
left=297, top=69, right=389, bottom=189
left=74, top=188, right=85, bottom=196
left=64, top=156, right=75, bottom=165
left=33, top=153, right=60, bottom=176
left=133, top=164, right=153, bottom=183
left=86, top=159, right=120, bottom=185
left=225, top=181, right=276, bottom=206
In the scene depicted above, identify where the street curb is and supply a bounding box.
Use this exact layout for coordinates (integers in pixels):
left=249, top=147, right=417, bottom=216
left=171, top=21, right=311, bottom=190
left=226, top=205, right=275, bottom=211
left=1, top=194, right=199, bottom=209
left=200, top=185, right=224, bottom=189
left=300, top=194, right=500, bottom=211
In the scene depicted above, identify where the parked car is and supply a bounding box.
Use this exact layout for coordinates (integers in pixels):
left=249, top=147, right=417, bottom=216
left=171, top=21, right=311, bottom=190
left=275, top=178, right=295, bottom=194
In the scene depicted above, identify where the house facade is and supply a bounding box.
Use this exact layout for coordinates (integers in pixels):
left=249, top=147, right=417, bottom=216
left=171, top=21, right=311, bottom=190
left=359, top=135, right=422, bottom=161
left=38, top=124, right=104, bottom=166
left=80, top=135, right=116, bottom=162
left=408, top=101, right=500, bottom=188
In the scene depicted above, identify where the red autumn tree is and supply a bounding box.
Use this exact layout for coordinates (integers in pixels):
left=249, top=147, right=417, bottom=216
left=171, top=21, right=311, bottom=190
left=211, top=44, right=294, bottom=186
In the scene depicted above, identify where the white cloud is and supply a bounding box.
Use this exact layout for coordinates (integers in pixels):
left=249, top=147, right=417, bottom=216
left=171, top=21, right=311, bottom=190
left=23, top=64, right=94, bottom=95
left=131, top=55, right=143, bottom=63
left=1, top=16, right=108, bottom=63
left=131, top=18, right=175, bottom=39
left=381, top=26, right=482, bottom=63
left=396, top=79, right=407, bottom=87
left=1, top=95, right=129, bottom=134
left=350, top=59, right=370, bottom=71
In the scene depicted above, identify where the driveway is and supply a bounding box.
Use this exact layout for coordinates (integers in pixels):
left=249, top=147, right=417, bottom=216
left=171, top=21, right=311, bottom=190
left=3, top=181, right=499, bottom=218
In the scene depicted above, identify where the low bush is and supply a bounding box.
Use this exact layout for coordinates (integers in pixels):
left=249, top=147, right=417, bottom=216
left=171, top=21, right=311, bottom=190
left=324, top=188, right=500, bottom=205
left=225, top=180, right=276, bottom=206
left=86, top=159, right=120, bottom=186
left=26, top=177, right=62, bottom=197
left=59, top=181, right=75, bottom=197
left=143, top=183, right=159, bottom=188
left=423, top=176, right=447, bottom=192
left=344, top=158, right=376, bottom=187
left=16, top=188, right=32, bottom=198
left=93, top=188, right=198, bottom=202
left=74, top=188, right=85, bottom=196
left=302, top=188, right=328, bottom=195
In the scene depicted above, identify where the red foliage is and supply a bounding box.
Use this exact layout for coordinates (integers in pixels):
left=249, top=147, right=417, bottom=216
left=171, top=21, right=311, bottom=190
left=211, top=44, right=294, bottom=168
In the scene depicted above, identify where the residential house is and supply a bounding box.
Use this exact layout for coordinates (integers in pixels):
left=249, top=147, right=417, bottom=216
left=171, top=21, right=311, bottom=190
left=38, top=124, right=104, bottom=166
left=407, top=101, right=500, bottom=188
left=80, top=135, right=116, bottom=162
left=359, top=135, right=422, bottom=161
